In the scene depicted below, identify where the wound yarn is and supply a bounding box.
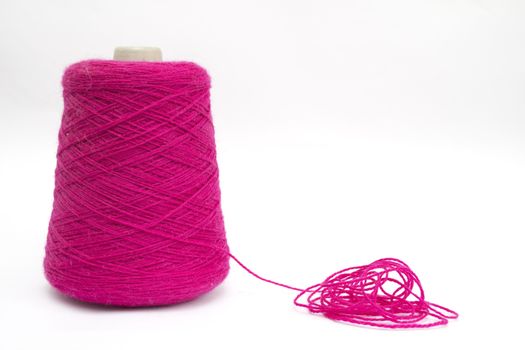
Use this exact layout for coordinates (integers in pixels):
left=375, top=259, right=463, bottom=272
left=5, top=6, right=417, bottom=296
left=44, top=60, right=457, bottom=328
left=45, top=60, right=230, bottom=306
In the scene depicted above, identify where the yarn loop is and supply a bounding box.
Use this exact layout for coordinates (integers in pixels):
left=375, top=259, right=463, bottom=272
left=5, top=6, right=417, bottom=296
left=231, top=255, right=457, bottom=328
left=293, top=258, right=458, bottom=328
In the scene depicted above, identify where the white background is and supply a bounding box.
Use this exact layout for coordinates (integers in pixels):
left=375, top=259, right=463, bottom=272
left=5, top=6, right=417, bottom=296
left=1, top=0, right=524, bottom=349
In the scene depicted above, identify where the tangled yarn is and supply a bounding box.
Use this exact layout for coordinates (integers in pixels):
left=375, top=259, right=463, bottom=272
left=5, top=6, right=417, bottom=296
left=293, top=258, right=458, bottom=328
left=45, top=60, right=457, bottom=328
left=231, top=256, right=457, bottom=328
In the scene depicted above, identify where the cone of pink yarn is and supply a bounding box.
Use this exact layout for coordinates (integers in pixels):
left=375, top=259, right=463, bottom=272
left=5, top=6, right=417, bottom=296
left=44, top=60, right=230, bottom=306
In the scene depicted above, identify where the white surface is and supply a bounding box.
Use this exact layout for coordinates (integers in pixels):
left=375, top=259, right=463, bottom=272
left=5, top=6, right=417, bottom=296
left=1, top=0, right=524, bottom=349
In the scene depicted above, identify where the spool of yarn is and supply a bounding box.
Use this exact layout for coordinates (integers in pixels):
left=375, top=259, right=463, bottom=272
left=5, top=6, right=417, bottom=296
left=44, top=58, right=230, bottom=306
left=44, top=49, right=457, bottom=328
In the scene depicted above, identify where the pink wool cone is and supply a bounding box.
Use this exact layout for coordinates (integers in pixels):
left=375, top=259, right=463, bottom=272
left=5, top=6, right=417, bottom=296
left=44, top=60, right=230, bottom=306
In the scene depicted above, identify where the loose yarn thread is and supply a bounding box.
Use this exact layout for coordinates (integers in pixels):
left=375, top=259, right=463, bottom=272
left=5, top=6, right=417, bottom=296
left=45, top=60, right=457, bottom=328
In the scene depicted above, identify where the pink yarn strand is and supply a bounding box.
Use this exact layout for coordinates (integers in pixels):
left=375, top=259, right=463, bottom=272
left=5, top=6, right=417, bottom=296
left=45, top=60, right=457, bottom=329
left=230, top=255, right=458, bottom=328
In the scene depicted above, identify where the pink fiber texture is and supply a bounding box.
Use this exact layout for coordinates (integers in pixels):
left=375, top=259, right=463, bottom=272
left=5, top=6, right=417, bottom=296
left=44, top=60, right=230, bottom=306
